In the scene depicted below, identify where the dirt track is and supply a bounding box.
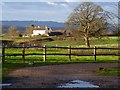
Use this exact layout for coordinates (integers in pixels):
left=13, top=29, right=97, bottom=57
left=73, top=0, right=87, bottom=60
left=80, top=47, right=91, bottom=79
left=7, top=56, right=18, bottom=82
left=4, top=63, right=120, bottom=88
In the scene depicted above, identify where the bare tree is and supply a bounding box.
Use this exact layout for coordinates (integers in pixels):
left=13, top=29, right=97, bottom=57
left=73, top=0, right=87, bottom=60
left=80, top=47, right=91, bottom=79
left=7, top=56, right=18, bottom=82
left=25, top=25, right=34, bottom=37
left=7, top=26, right=20, bottom=37
left=0, top=26, right=2, bottom=34
left=65, top=2, right=108, bottom=47
left=105, top=2, right=120, bottom=35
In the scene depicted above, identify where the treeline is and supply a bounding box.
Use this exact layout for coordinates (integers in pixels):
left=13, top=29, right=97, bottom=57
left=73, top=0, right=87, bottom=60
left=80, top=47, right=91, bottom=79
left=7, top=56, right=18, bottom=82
left=1, top=25, right=34, bottom=38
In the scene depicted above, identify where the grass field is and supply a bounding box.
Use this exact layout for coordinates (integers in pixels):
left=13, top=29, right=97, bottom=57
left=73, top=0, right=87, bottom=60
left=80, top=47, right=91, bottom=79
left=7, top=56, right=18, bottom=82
left=96, top=67, right=120, bottom=76
left=3, top=46, right=119, bottom=63
left=2, top=36, right=118, bottom=47
left=1, top=36, right=119, bottom=82
left=42, top=36, right=118, bottom=46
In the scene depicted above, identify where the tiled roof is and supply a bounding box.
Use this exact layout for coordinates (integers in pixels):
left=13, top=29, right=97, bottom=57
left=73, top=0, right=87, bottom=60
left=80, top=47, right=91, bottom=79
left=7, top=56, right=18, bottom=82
left=53, top=30, right=65, bottom=33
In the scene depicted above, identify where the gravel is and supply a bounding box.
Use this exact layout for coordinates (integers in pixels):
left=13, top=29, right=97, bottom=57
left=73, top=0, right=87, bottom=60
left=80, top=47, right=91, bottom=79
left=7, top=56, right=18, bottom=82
left=3, top=63, right=120, bottom=88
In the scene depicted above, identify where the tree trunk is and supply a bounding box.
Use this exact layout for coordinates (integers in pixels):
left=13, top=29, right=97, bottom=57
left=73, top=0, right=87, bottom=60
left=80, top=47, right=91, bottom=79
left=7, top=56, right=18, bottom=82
left=84, top=37, right=90, bottom=48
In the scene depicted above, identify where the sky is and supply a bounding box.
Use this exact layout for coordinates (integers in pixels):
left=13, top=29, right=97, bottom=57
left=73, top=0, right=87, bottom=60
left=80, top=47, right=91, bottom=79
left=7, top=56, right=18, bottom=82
left=0, top=0, right=119, bottom=22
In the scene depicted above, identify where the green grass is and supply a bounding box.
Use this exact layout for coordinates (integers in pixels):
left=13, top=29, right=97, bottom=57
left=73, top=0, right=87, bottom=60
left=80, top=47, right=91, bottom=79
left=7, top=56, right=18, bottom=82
left=2, top=46, right=119, bottom=82
left=2, top=57, right=119, bottom=82
left=0, top=64, right=2, bottom=82
left=96, top=67, right=120, bottom=76
left=2, top=35, right=118, bottom=47
left=1, top=36, right=119, bottom=82
left=2, top=55, right=119, bottom=82
left=4, top=47, right=119, bottom=62
left=42, top=36, right=118, bottom=47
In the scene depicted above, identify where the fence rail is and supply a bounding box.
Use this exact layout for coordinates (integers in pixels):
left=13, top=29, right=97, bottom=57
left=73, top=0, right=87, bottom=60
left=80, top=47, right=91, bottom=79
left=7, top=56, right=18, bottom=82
left=1, top=45, right=120, bottom=63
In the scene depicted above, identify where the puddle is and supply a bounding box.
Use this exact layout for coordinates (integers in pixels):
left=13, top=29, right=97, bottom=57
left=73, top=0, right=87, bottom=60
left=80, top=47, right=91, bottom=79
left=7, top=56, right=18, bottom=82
left=57, top=80, right=99, bottom=88
left=0, top=83, right=12, bottom=87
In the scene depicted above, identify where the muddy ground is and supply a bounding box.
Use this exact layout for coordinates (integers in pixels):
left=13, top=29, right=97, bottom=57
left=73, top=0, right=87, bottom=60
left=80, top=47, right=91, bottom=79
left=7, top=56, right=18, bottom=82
left=3, top=63, right=120, bottom=88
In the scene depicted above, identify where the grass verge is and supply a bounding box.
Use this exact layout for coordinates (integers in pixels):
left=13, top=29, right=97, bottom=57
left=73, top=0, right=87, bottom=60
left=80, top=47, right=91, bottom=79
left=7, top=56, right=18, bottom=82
left=96, top=67, right=120, bottom=76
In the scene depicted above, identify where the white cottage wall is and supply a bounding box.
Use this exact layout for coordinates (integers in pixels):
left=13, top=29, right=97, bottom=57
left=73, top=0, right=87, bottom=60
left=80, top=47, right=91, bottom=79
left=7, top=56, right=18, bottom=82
left=32, top=30, right=46, bottom=35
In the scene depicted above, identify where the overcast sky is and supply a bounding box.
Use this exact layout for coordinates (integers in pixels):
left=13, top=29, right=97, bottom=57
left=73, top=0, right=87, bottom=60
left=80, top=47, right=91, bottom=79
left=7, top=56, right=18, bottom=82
left=0, top=0, right=119, bottom=22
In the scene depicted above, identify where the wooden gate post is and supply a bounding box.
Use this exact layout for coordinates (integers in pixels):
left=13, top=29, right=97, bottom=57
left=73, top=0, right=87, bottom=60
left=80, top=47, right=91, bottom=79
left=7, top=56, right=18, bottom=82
left=56, top=44, right=57, bottom=50
left=22, top=44, right=25, bottom=63
left=43, top=45, right=46, bottom=62
left=2, top=45, right=5, bottom=64
left=94, top=46, right=96, bottom=61
left=68, top=45, right=71, bottom=61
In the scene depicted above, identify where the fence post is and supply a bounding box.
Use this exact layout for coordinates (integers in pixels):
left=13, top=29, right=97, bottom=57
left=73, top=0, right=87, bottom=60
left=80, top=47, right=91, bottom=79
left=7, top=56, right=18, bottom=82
left=22, top=44, right=25, bottom=63
left=94, top=46, right=96, bottom=62
left=43, top=45, right=46, bottom=62
left=2, top=45, right=5, bottom=64
left=68, top=45, right=71, bottom=61
left=56, top=44, right=57, bottom=50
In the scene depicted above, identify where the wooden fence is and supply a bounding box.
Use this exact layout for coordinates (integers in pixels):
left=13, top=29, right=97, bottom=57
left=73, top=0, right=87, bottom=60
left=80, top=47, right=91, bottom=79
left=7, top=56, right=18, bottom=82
left=1, top=45, right=120, bottom=63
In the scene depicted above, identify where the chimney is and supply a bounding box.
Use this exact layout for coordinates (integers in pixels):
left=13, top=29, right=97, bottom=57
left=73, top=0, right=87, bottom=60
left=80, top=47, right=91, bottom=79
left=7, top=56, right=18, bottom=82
left=45, top=26, right=48, bottom=30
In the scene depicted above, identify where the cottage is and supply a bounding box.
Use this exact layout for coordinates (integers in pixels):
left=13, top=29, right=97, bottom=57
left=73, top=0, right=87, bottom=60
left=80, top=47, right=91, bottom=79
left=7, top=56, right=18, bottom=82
left=31, top=26, right=52, bottom=36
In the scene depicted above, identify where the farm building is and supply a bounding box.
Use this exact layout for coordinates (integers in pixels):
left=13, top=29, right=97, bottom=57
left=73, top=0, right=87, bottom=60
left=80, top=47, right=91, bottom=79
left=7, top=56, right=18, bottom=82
left=31, top=26, right=52, bottom=36
left=30, top=25, right=66, bottom=37
left=49, top=30, right=66, bottom=36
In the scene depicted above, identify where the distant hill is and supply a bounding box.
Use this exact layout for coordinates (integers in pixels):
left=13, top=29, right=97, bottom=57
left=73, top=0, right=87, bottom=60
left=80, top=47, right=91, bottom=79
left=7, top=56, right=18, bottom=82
left=1, top=21, right=65, bottom=33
